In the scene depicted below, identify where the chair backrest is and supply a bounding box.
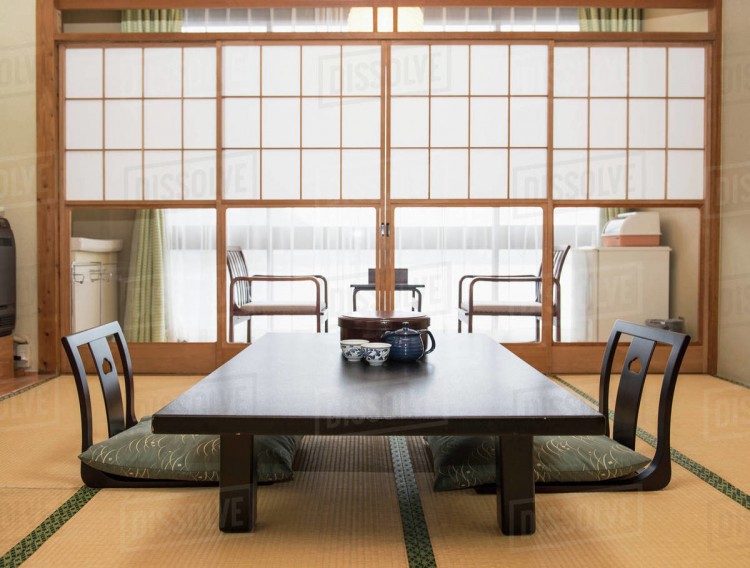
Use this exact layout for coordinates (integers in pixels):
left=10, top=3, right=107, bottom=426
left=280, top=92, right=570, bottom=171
left=61, top=321, right=136, bottom=453
left=227, top=246, right=251, bottom=306
left=367, top=268, right=408, bottom=285
left=600, top=320, right=690, bottom=472
left=534, top=245, right=571, bottom=303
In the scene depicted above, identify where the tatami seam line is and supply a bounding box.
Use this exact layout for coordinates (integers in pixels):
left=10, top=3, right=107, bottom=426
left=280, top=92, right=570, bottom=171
left=0, top=486, right=100, bottom=568
left=389, top=436, right=438, bottom=568
left=0, top=375, right=61, bottom=404
left=551, top=374, right=750, bottom=511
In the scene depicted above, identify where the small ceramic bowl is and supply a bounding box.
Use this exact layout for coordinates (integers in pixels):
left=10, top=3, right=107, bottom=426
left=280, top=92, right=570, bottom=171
left=362, top=342, right=391, bottom=366
left=340, top=339, right=369, bottom=361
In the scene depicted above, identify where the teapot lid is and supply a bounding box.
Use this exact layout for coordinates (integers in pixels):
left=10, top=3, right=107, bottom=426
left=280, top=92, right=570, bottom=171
left=391, top=322, right=421, bottom=336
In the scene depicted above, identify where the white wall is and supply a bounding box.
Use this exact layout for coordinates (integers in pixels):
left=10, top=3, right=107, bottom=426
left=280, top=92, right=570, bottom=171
left=718, top=0, right=750, bottom=384
left=0, top=0, right=37, bottom=369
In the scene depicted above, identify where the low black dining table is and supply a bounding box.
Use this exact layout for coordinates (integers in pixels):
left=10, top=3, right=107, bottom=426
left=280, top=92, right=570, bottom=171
left=152, top=333, right=605, bottom=536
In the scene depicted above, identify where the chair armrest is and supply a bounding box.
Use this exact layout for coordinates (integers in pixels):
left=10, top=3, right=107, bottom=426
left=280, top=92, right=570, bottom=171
left=231, top=275, right=323, bottom=313
left=463, top=276, right=542, bottom=312
left=250, top=274, right=327, bottom=307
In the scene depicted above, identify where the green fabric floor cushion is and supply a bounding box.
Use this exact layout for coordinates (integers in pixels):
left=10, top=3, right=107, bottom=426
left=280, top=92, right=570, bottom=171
left=427, top=435, right=651, bottom=491
left=80, top=416, right=300, bottom=483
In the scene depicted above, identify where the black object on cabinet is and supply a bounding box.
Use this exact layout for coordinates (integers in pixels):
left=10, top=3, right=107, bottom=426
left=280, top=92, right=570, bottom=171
left=0, top=218, right=16, bottom=337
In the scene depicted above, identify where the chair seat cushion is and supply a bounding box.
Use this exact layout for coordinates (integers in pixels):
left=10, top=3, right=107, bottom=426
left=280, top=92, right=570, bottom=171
left=239, top=301, right=325, bottom=315
left=79, top=416, right=301, bottom=483
left=459, top=301, right=542, bottom=316
left=426, top=435, right=650, bottom=491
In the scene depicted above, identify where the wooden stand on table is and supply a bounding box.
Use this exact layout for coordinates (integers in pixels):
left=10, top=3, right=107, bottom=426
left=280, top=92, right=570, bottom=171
left=0, top=335, right=14, bottom=380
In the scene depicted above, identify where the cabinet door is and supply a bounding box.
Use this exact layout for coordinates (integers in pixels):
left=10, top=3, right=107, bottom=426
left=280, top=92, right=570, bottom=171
left=72, top=262, right=102, bottom=332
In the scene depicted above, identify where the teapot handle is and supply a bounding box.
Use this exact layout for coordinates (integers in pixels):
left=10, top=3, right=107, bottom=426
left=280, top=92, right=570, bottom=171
left=381, top=330, right=394, bottom=341
left=422, top=330, right=436, bottom=355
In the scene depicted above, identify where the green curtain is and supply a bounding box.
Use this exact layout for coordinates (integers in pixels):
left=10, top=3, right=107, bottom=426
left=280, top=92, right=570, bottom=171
left=124, top=211, right=167, bottom=342
left=578, top=8, right=642, bottom=32
left=121, top=9, right=183, bottom=33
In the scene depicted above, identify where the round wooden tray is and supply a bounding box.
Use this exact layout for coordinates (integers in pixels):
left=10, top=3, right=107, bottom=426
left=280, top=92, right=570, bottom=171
left=338, top=311, right=431, bottom=345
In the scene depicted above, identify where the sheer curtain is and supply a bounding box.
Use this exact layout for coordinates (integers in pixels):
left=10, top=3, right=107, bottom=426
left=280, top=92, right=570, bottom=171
left=163, top=209, right=217, bottom=342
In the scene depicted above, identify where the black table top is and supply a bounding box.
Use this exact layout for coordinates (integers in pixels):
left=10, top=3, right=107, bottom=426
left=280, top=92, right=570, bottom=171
left=152, top=333, right=605, bottom=437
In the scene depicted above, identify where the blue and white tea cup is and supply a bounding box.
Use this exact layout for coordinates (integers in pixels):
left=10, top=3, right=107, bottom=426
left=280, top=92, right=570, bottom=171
left=363, top=342, right=391, bottom=366
left=341, top=339, right=369, bottom=361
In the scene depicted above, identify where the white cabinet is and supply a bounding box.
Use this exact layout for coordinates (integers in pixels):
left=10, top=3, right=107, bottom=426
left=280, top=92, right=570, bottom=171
left=561, top=246, right=670, bottom=342
left=71, top=238, right=122, bottom=333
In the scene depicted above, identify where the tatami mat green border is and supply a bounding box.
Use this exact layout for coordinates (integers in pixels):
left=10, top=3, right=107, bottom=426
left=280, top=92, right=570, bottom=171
left=389, top=436, right=437, bottom=568
left=0, top=486, right=99, bottom=568
left=552, top=375, right=750, bottom=511
left=0, top=375, right=60, bottom=404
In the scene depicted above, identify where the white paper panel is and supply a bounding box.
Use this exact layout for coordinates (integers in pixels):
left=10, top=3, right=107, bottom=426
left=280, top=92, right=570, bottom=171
left=342, top=150, right=380, bottom=199
left=184, top=99, right=217, bottom=149
left=223, top=98, right=260, bottom=148
left=430, top=149, right=468, bottom=199
left=629, top=99, right=666, bottom=148
left=262, top=46, right=300, bottom=96
left=144, top=100, right=182, bottom=149
left=470, top=149, right=508, bottom=199
left=668, top=48, right=705, bottom=97
left=223, top=149, right=260, bottom=199
left=431, top=45, right=469, bottom=96
left=66, top=152, right=103, bottom=200
left=66, top=49, right=103, bottom=98
left=222, top=46, right=260, bottom=96
left=668, top=99, right=705, bottom=149
left=184, top=48, right=217, bottom=98
left=143, top=151, right=182, bottom=200
left=302, top=150, right=340, bottom=199
left=342, top=98, right=380, bottom=148
left=510, top=45, right=548, bottom=96
left=262, top=150, right=301, bottom=199
left=553, top=150, right=587, bottom=200
left=104, top=48, right=142, bottom=98
left=302, top=98, right=341, bottom=148
left=554, top=48, right=588, bottom=97
left=342, top=46, right=381, bottom=96
left=590, top=48, right=628, bottom=97
left=509, top=98, right=547, bottom=147
left=589, top=99, right=627, bottom=148
left=589, top=150, right=627, bottom=199
left=431, top=98, right=468, bottom=147
left=391, top=45, right=430, bottom=96
left=470, top=45, right=508, bottom=95
left=390, top=149, right=428, bottom=199
left=144, top=48, right=182, bottom=98
left=629, top=48, right=666, bottom=97
left=184, top=150, right=216, bottom=200
left=262, top=99, right=300, bottom=148
left=553, top=99, right=588, bottom=149
left=667, top=150, right=704, bottom=199
left=390, top=98, right=429, bottom=147
left=66, top=101, right=102, bottom=149
left=104, top=100, right=141, bottom=149
left=105, top=151, right=142, bottom=200
left=628, top=150, right=665, bottom=200
left=470, top=97, right=508, bottom=147
left=302, top=46, right=341, bottom=96
left=509, top=149, right=546, bottom=198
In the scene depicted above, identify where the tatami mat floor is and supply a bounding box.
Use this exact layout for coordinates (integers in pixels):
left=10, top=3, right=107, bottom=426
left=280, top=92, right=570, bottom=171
left=0, top=372, right=747, bottom=567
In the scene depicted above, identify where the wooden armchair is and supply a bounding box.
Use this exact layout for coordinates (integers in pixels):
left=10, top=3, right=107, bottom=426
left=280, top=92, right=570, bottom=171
left=227, top=246, right=328, bottom=342
left=457, top=246, right=570, bottom=341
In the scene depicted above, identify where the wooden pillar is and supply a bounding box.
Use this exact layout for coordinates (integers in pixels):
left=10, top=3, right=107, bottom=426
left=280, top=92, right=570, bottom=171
left=0, top=336, right=13, bottom=381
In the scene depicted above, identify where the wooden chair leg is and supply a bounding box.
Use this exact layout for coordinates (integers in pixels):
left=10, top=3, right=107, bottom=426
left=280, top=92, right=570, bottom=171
left=246, top=319, right=252, bottom=343
left=468, top=315, right=473, bottom=333
left=535, top=318, right=540, bottom=342
left=229, top=316, right=234, bottom=342
left=458, top=319, right=462, bottom=333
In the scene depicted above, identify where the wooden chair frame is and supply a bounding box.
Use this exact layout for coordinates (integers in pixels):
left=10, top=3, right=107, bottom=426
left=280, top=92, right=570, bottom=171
left=61, top=321, right=216, bottom=488
left=227, top=246, right=329, bottom=342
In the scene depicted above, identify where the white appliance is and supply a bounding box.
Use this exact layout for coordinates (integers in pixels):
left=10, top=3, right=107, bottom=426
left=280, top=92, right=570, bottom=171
left=602, top=212, right=661, bottom=247
left=71, top=238, right=123, bottom=333
left=561, top=246, right=670, bottom=342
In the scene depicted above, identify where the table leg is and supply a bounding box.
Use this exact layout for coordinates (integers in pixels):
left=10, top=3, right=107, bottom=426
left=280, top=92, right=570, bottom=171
left=415, top=289, right=423, bottom=312
left=220, top=433, right=256, bottom=533
left=496, top=435, right=535, bottom=535
left=352, top=288, right=359, bottom=311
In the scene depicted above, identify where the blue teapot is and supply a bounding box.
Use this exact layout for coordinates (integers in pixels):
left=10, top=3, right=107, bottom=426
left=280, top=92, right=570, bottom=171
left=381, top=323, right=436, bottom=362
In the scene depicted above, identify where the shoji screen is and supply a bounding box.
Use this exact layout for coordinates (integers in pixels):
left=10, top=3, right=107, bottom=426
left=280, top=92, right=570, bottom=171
left=65, top=46, right=217, bottom=201
left=221, top=44, right=382, bottom=200
left=553, top=46, right=706, bottom=200
left=389, top=44, right=548, bottom=200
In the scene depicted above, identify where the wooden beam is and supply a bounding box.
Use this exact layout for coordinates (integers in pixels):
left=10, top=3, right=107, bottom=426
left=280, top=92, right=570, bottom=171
left=36, top=0, right=61, bottom=373
left=56, top=1, right=716, bottom=11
